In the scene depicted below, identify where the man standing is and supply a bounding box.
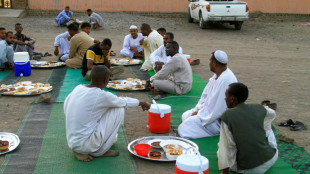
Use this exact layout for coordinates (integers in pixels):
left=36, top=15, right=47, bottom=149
left=120, top=25, right=145, bottom=59
left=178, top=50, right=237, bottom=139
left=0, top=31, right=15, bottom=71
left=55, top=6, right=74, bottom=27
left=149, top=41, right=192, bottom=95
left=218, top=83, right=278, bottom=174
left=66, top=23, right=93, bottom=69
left=0, top=28, right=6, bottom=41
left=65, top=65, right=150, bottom=162
left=86, top=9, right=104, bottom=30
left=14, top=23, right=35, bottom=58
left=150, top=32, right=182, bottom=72
left=82, top=38, right=124, bottom=81
left=140, top=23, right=163, bottom=71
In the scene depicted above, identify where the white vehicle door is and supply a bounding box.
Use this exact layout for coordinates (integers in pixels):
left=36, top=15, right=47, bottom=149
left=189, top=0, right=202, bottom=19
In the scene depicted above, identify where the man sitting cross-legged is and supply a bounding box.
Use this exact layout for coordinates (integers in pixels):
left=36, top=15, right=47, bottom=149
left=148, top=41, right=192, bottom=95
left=65, top=65, right=150, bottom=162
left=82, top=38, right=124, bottom=81
left=120, top=25, right=145, bottom=59
left=218, top=82, right=278, bottom=174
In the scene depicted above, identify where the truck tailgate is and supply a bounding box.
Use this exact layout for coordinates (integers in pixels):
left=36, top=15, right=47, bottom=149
left=209, top=2, right=247, bottom=16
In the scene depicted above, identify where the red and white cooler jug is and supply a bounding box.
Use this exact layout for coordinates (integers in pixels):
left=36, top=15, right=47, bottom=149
left=148, top=100, right=171, bottom=133
left=183, top=54, right=191, bottom=64
left=176, top=147, right=209, bottom=174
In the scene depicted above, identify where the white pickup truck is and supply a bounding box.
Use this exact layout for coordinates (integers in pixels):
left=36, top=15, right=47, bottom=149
left=188, top=0, right=249, bottom=30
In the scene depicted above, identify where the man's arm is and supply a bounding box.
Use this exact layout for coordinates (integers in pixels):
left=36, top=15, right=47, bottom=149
left=218, top=122, right=237, bottom=173
left=122, top=35, right=130, bottom=50
left=150, top=57, right=178, bottom=81
left=68, top=37, right=77, bottom=58
left=150, top=46, right=163, bottom=66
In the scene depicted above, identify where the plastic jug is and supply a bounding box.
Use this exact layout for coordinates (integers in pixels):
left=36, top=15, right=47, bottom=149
left=148, top=100, right=171, bottom=133
left=175, top=147, right=209, bottom=174
left=183, top=54, right=191, bottom=64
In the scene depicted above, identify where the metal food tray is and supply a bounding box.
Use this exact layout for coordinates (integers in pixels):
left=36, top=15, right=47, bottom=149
left=111, top=58, right=142, bottom=66
left=31, top=61, right=66, bottom=69
left=127, top=136, right=198, bottom=162
left=0, top=132, right=20, bottom=155
left=106, top=80, right=146, bottom=91
left=1, top=88, right=53, bottom=96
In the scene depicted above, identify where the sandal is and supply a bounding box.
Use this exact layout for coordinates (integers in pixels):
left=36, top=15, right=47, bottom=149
left=190, top=59, right=200, bottom=65
left=290, top=121, right=306, bottom=131
left=278, top=119, right=295, bottom=127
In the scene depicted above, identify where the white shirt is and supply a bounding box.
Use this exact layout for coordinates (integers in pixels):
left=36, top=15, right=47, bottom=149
left=54, top=31, right=70, bottom=47
left=150, top=45, right=183, bottom=68
left=195, top=68, right=237, bottom=126
left=218, top=107, right=277, bottom=170
left=122, top=33, right=145, bottom=53
left=64, top=85, right=139, bottom=153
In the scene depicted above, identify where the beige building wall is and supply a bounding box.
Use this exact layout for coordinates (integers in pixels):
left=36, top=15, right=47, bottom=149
left=28, top=0, right=310, bottom=14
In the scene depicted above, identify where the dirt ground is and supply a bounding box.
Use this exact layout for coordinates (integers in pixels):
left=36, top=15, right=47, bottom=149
left=0, top=12, right=310, bottom=173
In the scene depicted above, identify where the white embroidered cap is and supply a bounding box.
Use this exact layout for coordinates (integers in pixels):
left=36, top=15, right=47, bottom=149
left=214, top=50, right=228, bottom=64
left=129, top=25, right=138, bottom=29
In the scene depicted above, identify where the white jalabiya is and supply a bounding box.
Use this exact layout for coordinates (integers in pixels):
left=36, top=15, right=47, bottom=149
left=120, top=33, right=145, bottom=59
left=178, top=68, right=237, bottom=139
left=150, top=45, right=183, bottom=70
left=140, top=30, right=163, bottom=71
left=54, top=31, right=70, bottom=61
left=217, top=107, right=278, bottom=173
left=64, top=85, right=139, bottom=156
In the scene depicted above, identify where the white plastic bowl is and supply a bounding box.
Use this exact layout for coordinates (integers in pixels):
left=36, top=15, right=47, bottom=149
left=160, top=140, right=190, bottom=152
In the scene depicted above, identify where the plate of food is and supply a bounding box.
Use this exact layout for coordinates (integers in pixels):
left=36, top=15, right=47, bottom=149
left=0, top=81, right=53, bottom=96
left=0, top=132, right=20, bottom=155
left=110, top=57, right=142, bottom=66
left=127, top=136, right=198, bottom=162
left=31, top=60, right=66, bottom=69
left=106, top=78, right=146, bottom=91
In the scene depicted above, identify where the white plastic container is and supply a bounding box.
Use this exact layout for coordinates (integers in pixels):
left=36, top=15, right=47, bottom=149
left=13, top=52, right=30, bottom=62
left=176, top=148, right=209, bottom=174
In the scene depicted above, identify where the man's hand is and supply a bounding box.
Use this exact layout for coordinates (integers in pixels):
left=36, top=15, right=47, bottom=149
left=67, top=36, right=72, bottom=41
left=221, top=168, right=229, bottom=174
left=139, top=38, right=144, bottom=46
left=27, top=43, right=34, bottom=49
left=130, top=47, right=138, bottom=53
left=54, top=47, right=59, bottom=56
left=94, top=39, right=100, bottom=44
left=145, top=80, right=152, bottom=90
left=191, top=110, right=199, bottom=116
left=139, top=102, right=150, bottom=111
left=155, top=64, right=162, bottom=73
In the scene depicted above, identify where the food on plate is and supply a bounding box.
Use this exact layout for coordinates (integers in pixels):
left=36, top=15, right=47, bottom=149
left=123, top=57, right=130, bottom=60
left=17, top=87, right=25, bottom=92
left=0, top=88, right=9, bottom=93
left=151, top=141, right=161, bottom=148
left=164, top=144, right=185, bottom=150
left=126, top=78, right=133, bottom=81
left=15, top=91, right=28, bottom=95
left=0, top=140, right=9, bottom=151
left=167, top=149, right=183, bottom=155
left=29, top=89, right=38, bottom=95
left=38, top=88, right=46, bottom=93
left=44, top=83, right=51, bottom=88
left=9, top=88, right=15, bottom=91
left=149, top=151, right=162, bottom=159
left=111, top=80, right=121, bottom=84
left=136, top=84, right=143, bottom=89
left=4, top=92, right=14, bottom=95
left=1, top=84, right=7, bottom=88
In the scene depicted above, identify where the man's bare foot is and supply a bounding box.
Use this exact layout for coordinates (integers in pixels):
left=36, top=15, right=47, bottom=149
left=73, top=151, right=94, bottom=162
left=100, top=150, right=120, bottom=157
left=150, top=89, right=164, bottom=94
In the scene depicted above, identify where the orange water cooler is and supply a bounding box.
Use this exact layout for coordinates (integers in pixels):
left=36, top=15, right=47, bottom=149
left=184, top=54, right=191, bottom=64
left=148, top=103, right=171, bottom=133
left=175, top=148, right=209, bottom=174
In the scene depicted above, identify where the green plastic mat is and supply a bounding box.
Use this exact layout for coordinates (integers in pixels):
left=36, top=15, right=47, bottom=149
left=34, top=103, right=137, bottom=174
left=0, top=71, right=11, bottom=81
left=57, top=69, right=116, bottom=102
left=156, top=97, right=299, bottom=173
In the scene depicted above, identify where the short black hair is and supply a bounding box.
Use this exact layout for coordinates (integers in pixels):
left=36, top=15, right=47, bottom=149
left=65, top=6, right=70, bottom=9
left=67, top=23, right=79, bottom=31
left=0, top=27, right=5, bottom=31
left=86, top=9, right=92, bottom=12
left=15, top=23, right=22, bottom=27
left=141, top=23, right=151, bottom=30
left=6, top=31, right=13, bottom=37
left=165, top=32, right=174, bottom=39
left=227, top=83, right=249, bottom=103
left=167, top=41, right=179, bottom=52
left=80, top=22, right=91, bottom=29
left=157, top=28, right=166, bottom=33
left=211, top=51, right=227, bottom=66
left=101, top=38, right=112, bottom=47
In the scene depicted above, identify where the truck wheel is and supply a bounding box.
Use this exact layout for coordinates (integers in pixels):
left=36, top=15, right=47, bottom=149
left=199, top=13, right=207, bottom=29
left=188, top=8, right=194, bottom=23
left=234, top=22, right=243, bottom=30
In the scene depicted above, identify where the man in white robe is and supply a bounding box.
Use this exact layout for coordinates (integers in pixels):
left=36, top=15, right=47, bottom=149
left=64, top=65, right=150, bottom=162
left=218, top=83, right=278, bottom=174
left=120, top=25, right=145, bottom=59
left=139, top=23, right=163, bottom=71
left=178, top=50, right=237, bottom=139
left=150, top=32, right=182, bottom=72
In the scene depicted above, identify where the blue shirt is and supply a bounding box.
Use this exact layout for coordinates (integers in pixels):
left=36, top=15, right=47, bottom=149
left=0, top=40, right=14, bottom=64
left=56, top=10, right=73, bottom=21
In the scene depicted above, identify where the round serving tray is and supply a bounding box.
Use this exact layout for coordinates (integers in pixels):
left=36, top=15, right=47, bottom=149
left=31, top=61, right=66, bottom=69
left=106, top=80, right=146, bottom=91
left=0, top=132, right=20, bottom=155
left=127, top=136, right=198, bottom=162
left=111, top=58, right=142, bottom=66
left=1, top=88, right=53, bottom=96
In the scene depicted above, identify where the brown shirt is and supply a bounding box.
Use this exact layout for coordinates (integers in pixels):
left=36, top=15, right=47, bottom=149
left=69, top=31, right=93, bottom=61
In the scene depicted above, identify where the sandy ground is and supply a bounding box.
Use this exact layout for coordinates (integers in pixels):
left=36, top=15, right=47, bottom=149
left=0, top=12, right=310, bottom=173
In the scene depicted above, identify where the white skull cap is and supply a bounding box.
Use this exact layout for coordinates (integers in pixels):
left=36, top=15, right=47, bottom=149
left=214, top=50, right=228, bottom=64
left=129, top=25, right=138, bottom=29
